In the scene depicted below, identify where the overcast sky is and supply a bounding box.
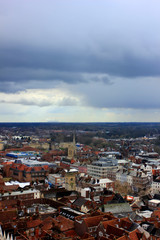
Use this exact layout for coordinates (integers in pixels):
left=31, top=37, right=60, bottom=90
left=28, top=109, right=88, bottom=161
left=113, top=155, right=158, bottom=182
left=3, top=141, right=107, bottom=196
left=0, top=0, right=160, bottom=122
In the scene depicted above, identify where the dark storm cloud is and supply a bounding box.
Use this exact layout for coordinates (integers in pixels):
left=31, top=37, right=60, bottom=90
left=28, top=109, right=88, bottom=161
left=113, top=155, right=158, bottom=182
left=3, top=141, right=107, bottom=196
left=0, top=47, right=116, bottom=92
left=1, top=0, right=160, bottom=114
left=1, top=0, right=160, bottom=93
left=1, top=46, right=160, bottom=76
left=1, top=46, right=160, bottom=93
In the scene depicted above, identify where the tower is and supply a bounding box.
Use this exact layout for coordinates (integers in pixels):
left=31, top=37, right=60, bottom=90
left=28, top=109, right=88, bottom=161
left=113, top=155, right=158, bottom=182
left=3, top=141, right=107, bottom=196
left=67, top=132, right=76, bottom=159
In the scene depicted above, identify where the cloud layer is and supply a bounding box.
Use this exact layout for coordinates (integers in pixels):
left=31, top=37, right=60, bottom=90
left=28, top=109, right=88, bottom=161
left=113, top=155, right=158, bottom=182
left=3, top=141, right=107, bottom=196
left=0, top=0, right=160, bottom=121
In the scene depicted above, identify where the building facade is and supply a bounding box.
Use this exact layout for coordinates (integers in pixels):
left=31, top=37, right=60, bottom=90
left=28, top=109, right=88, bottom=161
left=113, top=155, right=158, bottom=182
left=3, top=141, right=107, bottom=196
left=87, top=157, right=118, bottom=178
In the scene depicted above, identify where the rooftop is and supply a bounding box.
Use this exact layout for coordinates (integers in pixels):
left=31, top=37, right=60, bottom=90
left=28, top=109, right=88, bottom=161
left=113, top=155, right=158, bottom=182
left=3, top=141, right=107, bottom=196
left=14, top=158, right=56, bottom=167
left=27, top=203, right=57, bottom=214
left=0, top=188, right=39, bottom=197
left=5, top=181, right=30, bottom=188
left=149, top=199, right=160, bottom=204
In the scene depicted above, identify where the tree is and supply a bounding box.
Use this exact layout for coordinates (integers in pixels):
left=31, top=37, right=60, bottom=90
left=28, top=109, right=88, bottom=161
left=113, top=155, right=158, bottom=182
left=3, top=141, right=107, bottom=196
left=115, top=180, right=133, bottom=196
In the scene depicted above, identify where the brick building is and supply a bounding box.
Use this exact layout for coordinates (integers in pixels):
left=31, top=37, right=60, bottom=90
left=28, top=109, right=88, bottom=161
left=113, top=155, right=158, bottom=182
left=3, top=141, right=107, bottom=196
left=9, top=163, right=49, bottom=182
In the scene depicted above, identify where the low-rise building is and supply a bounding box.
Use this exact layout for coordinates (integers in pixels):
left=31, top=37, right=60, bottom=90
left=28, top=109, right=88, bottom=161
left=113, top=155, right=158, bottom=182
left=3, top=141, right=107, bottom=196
left=9, top=163, right=49, bottom=182
left=131, top=169, right=151, bottom=193
left=48, top=174, right=65, bottom=187
left=152, top=180, right=160, bottom=194
left=0, top=188, right=40, bottom=201
left=148, top=199, right=160, bottom=210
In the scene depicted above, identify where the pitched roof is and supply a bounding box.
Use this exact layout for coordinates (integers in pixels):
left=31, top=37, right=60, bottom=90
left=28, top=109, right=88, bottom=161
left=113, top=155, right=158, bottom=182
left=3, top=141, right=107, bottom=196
left=65, top=230, right=78, bottom=238
left=73, top=197, right=88, bottom=207
left=152, top=209, right=160, bottom=219
left=56, top=215, right=74, bottom=231
left=27, top=219, right=42, bottom=228
left=82, top=233, right=95, bottom=240
left=84, top=215, right=103, bottom=227
left=102, top=219, right=118, bottom=229
left=41, top=216, right=55, bottom=231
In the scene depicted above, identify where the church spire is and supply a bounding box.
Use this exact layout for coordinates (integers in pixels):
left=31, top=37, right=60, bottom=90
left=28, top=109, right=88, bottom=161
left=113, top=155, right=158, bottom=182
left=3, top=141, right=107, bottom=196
left=73, top=131, right=76, bottom=145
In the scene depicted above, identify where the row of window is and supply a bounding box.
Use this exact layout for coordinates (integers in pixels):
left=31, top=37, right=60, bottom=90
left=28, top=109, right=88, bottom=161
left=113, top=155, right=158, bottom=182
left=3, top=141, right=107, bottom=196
left=31, top=173, right=45, bottom=177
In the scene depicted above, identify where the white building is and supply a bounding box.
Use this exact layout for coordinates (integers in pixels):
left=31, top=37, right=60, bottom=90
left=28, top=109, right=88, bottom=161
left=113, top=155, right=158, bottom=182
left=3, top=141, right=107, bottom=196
left=127, top=175, right=133, bottom=186
left=48, top=174, right=65, bottom=187
left=87, top=158, right=118, bottom=178
left=0, top=189, right=40, bottom=201
left=152, top=181, right=160, bottom=194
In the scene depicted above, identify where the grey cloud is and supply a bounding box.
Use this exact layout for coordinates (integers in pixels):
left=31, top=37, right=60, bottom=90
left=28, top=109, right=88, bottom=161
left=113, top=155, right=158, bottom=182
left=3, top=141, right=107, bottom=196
left=0, top=98, right=51, bottom=107
left=0, top=81, right=25, bottom=93
left=69, top=78, right=160, bottom=110
left=0, top=96, right=79, bottom=107
left=0, top=46, right=160, bottom=94
left=0, top=55, right=113, bottom=92
left=58, top=97, right=79, bottom=106
left=1, top=0, right=160, bottom=115
left=1, top=0, right=160, bottom=94
left=1, top=47, right=160, bottom=77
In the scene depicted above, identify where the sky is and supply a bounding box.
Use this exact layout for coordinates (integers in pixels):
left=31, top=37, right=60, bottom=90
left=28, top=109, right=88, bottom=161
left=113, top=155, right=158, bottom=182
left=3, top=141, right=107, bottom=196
left=0, top=0, right=160, bottom=122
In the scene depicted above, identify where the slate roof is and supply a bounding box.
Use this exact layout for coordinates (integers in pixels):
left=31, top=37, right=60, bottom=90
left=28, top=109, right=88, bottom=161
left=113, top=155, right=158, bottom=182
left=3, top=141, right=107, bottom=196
left=140, top=221, right=155, bottom=233
left=108, top=193, right=126, bottom=204
left=151, top=227, right=160, bottom=237
left=130, top=212, right=143, bottom=222
left=153, top=194, right=160, bottom=200
left=73, top=197, right=88, bottom=207
left=131, top=200, right=143, bottom=209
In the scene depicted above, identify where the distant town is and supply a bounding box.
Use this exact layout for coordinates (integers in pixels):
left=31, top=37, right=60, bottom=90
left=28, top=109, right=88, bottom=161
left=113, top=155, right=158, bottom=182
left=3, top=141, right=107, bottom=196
left=1, top=122, right=160, bottom=240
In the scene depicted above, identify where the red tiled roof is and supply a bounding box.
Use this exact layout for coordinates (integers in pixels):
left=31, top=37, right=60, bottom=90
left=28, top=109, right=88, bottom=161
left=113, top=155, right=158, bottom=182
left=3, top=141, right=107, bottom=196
left=25, top=167, right=32, bottom=172
left=2, top=161, right=13, bottom=165
left=117, top=236, right=128, bottom=240
left=42, top=165, right=49, bottom=170
left=120, top=218, right=133, bottom=230
left=102, top=219, right=118, bottom=228
left=82, top=233, right=95, bottom=240
left=27, top=219, right=42, bottom=228
left=56, top=215, right=74, bottom=231
left=84, top=215, right=103, bottom=227
left=0, top=184, right=19, bottom=192
left=41, top=216, right=55, bottom=231
left=128, top=229, right=142, bottom=240
left=0, top=209, right=17, bottom=223
left=153, top=210, right=160, bottom=219
left=65, top=230, right=78, bottom=237
left=17, top=164, right=26, bottom=171
left=42, top=222, right=53, bottom=231
left=34, top=166, right=42, bottom=171
left=110, top=229, right=144, bottom=240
